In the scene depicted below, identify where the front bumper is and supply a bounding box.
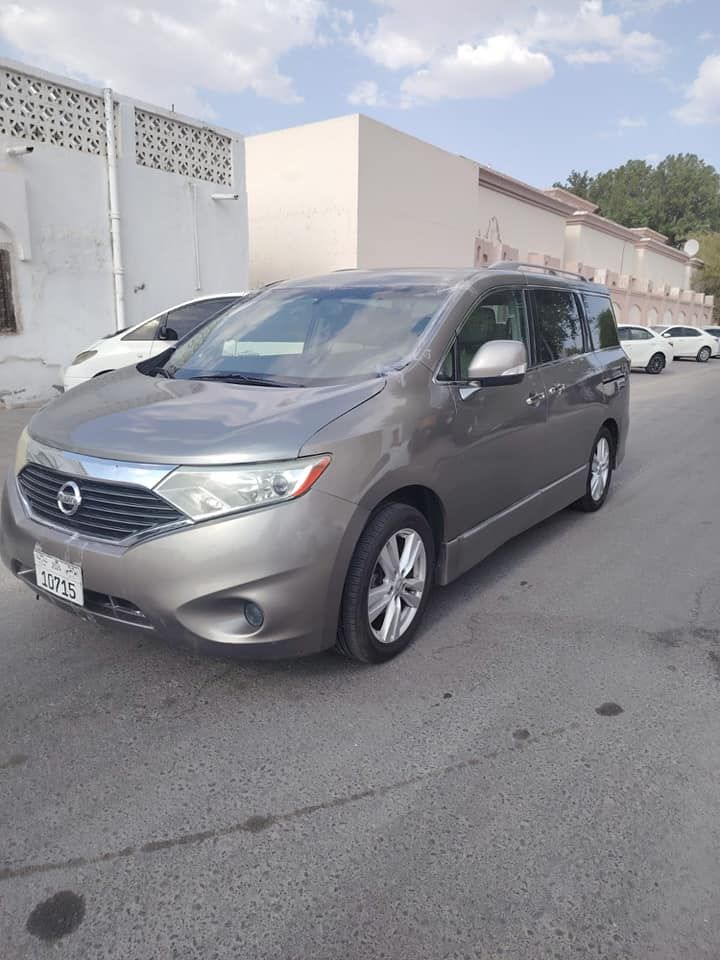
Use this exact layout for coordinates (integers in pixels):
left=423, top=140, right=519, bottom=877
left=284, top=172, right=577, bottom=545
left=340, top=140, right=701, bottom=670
left=1, top=473, right=368, bottom=659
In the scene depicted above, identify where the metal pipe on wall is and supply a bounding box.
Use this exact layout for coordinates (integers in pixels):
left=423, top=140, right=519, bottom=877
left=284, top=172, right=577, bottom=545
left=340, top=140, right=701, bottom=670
left=103, top=88, right=125, bottom=332
left=190, top=181, right=201, bottom=291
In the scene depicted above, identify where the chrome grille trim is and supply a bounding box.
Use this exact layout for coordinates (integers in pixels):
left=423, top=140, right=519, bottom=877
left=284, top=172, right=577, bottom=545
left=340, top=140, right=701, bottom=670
left=23, top=435, right=176, bottom=488
left=17, top=462, right=188, bottom=544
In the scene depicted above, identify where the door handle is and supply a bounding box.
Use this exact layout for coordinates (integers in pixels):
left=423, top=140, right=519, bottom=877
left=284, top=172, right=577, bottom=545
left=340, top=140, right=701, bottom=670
left=526, top=392, right=545, bottom=407
left=547, top=383, right=566, bottom=397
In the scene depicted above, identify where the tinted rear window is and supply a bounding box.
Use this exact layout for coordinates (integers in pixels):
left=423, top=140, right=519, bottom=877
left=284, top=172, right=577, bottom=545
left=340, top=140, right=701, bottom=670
left=583, top=294, right=619, bottom=350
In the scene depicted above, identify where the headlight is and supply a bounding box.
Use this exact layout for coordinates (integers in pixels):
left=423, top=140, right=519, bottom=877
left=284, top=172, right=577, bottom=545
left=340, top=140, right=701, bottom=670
left=14, top=426, right=29, bottom=476
left=70, top=350, right=98, bottom=365
left=154, top=454, right=332, bottom=521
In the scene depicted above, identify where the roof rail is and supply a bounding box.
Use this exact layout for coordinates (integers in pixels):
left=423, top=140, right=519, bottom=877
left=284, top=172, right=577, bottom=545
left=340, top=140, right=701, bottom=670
left=489, top=261, right=594, bottom=283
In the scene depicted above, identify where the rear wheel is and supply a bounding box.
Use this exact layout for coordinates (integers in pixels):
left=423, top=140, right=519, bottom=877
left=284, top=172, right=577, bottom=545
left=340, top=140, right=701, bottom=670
left=573, top=427, right=614, bottom=513
left=336, top=502, right=435, bottom=664
left=697, top=346, right=711, bottom=363
left=646, top=352, right=666, bottom=375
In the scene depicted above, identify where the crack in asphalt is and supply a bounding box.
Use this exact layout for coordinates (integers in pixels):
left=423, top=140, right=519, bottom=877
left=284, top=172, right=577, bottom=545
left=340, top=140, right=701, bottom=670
left=0, top=720, right=579, bottom=883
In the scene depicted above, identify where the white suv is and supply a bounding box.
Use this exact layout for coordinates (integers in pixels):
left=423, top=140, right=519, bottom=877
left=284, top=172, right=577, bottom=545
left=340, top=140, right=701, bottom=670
left=649, top=324, right=719, bottom=362
left=63, top=293, right=248, bottom=390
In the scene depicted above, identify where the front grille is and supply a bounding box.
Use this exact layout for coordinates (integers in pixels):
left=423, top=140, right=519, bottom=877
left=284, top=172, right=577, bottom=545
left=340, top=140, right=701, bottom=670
left=18, top=462, right=184, bottom=542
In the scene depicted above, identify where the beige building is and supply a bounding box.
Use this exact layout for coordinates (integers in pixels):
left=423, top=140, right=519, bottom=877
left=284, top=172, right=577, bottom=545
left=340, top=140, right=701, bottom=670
left=246, top=115, right=713, bottom=327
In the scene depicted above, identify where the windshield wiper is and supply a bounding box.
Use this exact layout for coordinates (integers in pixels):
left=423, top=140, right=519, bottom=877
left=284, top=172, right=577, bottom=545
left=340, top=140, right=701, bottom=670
left=188, top=373, right=301, bottom=388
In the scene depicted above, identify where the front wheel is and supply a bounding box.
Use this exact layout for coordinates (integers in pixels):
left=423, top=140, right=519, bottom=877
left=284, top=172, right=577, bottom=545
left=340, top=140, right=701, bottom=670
left=646, top=352, right=666, bottom=375
left=336, top=502, right=435, bottom=664
left=697, top=346, right=711, bottom=363
left=573, top=427, right=615, bottom=513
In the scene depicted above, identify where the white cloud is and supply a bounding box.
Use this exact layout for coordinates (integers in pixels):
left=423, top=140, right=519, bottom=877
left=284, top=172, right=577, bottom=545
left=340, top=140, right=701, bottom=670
left=618, top=115, right=648, bottom=127
left=698, top=30, right=714, bottom=42
left=402, top=36, right=553, bottom=102
left=645, top=152, right=660, bottom=163
left=0, top=0, right=330, bottom=116
left=347, top=79, right=389, bottom=107
left=353, top=0, right=664, bottom=106
left=673, top=54, right=720, bottom=124
left=528, top=1, right=664, bottom=69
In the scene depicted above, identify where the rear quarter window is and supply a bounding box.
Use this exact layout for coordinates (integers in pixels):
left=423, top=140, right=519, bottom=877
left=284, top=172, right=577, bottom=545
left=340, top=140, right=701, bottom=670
left=583, top=294, right=619, bottom=350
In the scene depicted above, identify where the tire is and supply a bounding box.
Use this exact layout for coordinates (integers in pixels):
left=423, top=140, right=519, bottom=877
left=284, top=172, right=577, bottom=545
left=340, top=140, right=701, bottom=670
left=336, top=502, right=435, bottom=664
left=646, top=352, right=666, bottom=375
left=697, top=346, right=711, bottom=363
left=573, top=426, right=615, bottom=513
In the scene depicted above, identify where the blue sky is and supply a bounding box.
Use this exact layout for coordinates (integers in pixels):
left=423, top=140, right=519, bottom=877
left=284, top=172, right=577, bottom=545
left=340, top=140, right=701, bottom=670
left=1, top=1, right=718, bottom=189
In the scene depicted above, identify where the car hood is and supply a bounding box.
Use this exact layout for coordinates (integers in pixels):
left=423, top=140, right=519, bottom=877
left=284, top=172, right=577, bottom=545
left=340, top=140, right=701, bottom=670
left=29, top=366, right=385, bottom=465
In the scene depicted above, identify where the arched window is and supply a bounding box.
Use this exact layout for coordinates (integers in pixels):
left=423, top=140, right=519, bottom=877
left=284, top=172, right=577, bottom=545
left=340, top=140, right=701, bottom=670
left=663, top=309, right=673, bottom=325
left=646, top=307, right=658, bottom=327
left=629, top=304, right=641, bottom=324
left=612, top=301, right=622, bottom=323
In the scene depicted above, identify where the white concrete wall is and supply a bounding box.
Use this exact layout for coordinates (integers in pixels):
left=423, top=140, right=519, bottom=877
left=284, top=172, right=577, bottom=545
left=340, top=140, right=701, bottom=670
left=0, top=143, right=115, bottom=402
left=478, top=186, right=567, bottom=263
left=357, top=117, right=478, bottom=268
left=0, top=60, right=248, bottom=405
left=115, top=104, right=248, bottom=329
left=245, top=116, right=359, bottom=287
left=633, top=246, right=687, bottom=289
left=565, top=222, right=637, bottom=275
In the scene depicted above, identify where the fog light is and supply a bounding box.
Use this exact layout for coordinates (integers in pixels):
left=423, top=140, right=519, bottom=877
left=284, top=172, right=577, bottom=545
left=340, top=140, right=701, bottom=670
left=244, top=601, right=264, bottom=629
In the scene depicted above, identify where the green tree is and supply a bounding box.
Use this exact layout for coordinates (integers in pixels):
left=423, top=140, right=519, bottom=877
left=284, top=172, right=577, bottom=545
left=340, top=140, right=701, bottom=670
left=555, top=154, right=720, bottom=247
left=553, top=169, right=593, bottom=199
left=653, top=155, right=720, bottom=246
left=694, top=233, right=720, bottom=322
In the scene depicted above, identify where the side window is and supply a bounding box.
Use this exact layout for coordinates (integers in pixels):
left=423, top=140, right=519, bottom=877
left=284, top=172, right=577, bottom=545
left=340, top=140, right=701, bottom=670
left=684, top=327, right=701, bottom=337
left=582, top=294, right=619, bottom=350
left=456, top=289, right=527, bottom=380
left=121, top=317, right=161, bottom=341
left=531, top=289, right=584, bottom=363
left=164, top=299, right=236, bottom=340
left=664, top=327, right=681, bottom=337
left=436, top=346, right=454, bottom=381
left=633, top=328, right=653, bottom=341
left=0, top=248, right=18, bottom=334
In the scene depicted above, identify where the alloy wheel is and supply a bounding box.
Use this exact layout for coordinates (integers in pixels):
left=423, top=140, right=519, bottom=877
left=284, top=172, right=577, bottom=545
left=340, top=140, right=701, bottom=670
left=590, top=436, right=611, bottom=501
left=367, top=528, right=427, bottom=644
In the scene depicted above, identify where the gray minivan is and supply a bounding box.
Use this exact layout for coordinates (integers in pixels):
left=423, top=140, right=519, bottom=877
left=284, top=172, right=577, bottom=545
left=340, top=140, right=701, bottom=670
left=1, top=265, right=629, bottom=663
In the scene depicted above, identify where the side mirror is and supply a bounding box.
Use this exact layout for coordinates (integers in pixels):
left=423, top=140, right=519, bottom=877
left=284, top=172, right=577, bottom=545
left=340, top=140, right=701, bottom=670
left=159, top=326, right=178, bottom=341
left=662, top=332, right=671, bottom=338
left=467, top=340, right=527, bottom=385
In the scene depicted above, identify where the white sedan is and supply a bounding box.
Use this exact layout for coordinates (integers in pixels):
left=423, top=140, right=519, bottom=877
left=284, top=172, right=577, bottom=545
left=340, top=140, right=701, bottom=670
left=617, top=324, right=674, bottom=374
left=63, top=292, right=248, bottom=390
left=703, top=325, right=720, bottom=357
left=648, top=324, right=720, bottom=363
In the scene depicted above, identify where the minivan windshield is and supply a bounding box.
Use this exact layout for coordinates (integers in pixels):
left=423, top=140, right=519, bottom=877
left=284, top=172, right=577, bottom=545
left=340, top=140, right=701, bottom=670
left=164, top=285, right=448, bottom=385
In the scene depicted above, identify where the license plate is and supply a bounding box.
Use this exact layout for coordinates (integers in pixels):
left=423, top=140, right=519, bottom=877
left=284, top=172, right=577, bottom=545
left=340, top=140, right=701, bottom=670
left=33, top=547, right=84, bottom=607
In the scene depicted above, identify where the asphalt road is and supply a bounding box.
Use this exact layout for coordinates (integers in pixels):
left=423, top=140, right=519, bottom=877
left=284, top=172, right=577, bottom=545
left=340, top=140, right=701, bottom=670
left=2, top=360, right=720, bottom=960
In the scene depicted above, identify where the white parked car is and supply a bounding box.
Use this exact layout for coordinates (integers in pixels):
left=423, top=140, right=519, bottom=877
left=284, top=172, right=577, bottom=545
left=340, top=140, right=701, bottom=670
left=703, top=326, right=720, bottom=356
left=648, top=324, right=719, bottom=363
left=63, top=293, right=248, bottom=390
left=617, top=324, right=674, bottom=374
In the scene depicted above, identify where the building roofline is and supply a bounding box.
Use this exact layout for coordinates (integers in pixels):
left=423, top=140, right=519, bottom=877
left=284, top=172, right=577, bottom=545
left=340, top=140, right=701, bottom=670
left=633, top=237, right=691, bottom=263
left=478, top=165, right=578, bottom=216
left=544, top=187, right=598, bottom=213
left=630, top=226, right=669, bottom=243
left=567, top=210, right=646, bottom=244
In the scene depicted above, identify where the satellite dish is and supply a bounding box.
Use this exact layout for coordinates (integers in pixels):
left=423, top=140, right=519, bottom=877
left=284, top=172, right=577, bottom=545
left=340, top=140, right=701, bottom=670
left=683, top=238, right=700, bottom=257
